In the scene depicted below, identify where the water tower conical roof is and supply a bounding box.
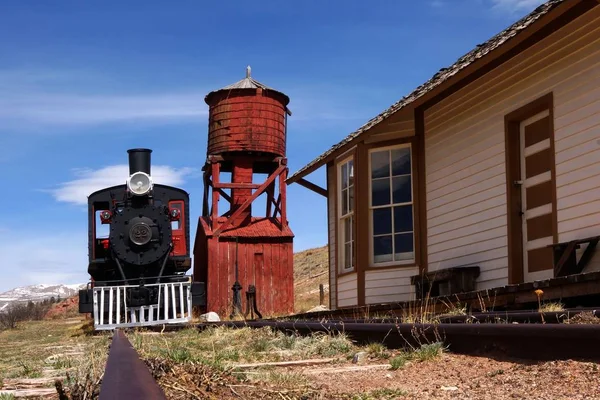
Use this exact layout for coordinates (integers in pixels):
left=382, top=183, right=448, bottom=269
left=204, top=66, right=290, bottom=106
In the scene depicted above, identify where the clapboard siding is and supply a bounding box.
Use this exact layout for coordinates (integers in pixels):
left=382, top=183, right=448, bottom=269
left=327, top=164, right=337, bottom=309
left=424, top=7, right=600, bottom=285
left=337, top=273, right=358, bottom=307
left=554, top=69, right=600, bottom=272
left=364, top=267, right=418, bottom=304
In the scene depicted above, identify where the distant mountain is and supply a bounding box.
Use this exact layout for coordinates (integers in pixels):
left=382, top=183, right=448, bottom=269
left=0, top=283, right=86, bottom=311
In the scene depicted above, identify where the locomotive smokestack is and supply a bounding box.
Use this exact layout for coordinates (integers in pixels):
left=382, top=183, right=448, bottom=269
left=127, top=148, right=152, bottom=176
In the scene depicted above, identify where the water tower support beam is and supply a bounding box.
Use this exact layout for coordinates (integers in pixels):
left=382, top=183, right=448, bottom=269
left=211, top=162, right=220, bottom=230
left=213, top=164, right=286, bottom=236
left=280, top=168, right=288, bottom=229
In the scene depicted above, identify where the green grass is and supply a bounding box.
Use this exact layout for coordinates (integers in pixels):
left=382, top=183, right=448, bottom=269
left=0, top=317, right=105, bottom=381
left=129, top=326, right=359, bottom=369
left=389, top=342, right=445, bottom=370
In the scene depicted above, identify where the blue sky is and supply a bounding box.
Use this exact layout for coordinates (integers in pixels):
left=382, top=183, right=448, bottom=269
left=0, top=0, right=545, bottom=291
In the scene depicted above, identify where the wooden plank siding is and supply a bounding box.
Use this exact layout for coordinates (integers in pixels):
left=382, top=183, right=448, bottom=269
left=337, top=273, right=358, bottom=307
left=364, top=267, right=418, bottom=304
left=423, top=5, right=600, bottom=288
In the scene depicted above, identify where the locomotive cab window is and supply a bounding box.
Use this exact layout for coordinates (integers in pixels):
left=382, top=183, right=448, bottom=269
left=95, top=210, right=110, bottom=238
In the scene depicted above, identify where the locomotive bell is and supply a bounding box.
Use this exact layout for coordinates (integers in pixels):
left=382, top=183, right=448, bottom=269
left=127, top=149, right=153, bottom=196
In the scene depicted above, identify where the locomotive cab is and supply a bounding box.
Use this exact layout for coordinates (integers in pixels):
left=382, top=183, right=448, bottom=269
left=79, top=149, right=205, bottom=329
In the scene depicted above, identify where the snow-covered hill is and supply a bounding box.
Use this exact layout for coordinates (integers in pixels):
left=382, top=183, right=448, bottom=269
left=0, top=283, right=86, bottom=310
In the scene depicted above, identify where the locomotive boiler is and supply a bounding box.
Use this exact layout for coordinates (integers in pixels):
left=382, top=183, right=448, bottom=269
left=78, top=148, right=205, bottom=330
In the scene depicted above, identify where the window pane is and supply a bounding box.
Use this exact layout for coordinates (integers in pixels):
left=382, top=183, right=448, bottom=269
left=372, top=208, right=392, bottom=235
left=374, top=235, right=393, bottom=263
left=371, top=151, right=389, bottom=179
left=344, top=217, right=352, bottom=241
left=392, top=148, right=411, bottom=176
left=394, top=205, right=413, bottom=233
left=394, top=233, right=414, bottom=260
left=348, top=160, right=354, bottom=187
left=349, top=185, right=354, bottom=212
left=371, top=178, right=390, bottom=206
left=341, top=163, right=348, bottom=190
left=344, top=243, right=352, bottom=269
left=392, top=175, right=412, bottom=204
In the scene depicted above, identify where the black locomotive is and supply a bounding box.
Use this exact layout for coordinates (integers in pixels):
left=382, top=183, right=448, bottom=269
left=78, top=149, right=205, bottom=328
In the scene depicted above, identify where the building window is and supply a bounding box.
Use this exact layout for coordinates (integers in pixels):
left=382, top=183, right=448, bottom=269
left=339, top=158, right=355, bottom=272
left=369, top=144, right=414, bottom=265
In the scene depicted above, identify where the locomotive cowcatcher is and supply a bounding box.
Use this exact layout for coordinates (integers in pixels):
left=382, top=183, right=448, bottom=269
left=78, top=148, right=206, bottom=330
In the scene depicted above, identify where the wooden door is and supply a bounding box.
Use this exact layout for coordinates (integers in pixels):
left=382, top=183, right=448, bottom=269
left=518, top=110, right=557, bottom=282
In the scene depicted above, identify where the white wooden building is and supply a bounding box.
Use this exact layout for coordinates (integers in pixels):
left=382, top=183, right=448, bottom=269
left=288, top=0, right=600, bottom=310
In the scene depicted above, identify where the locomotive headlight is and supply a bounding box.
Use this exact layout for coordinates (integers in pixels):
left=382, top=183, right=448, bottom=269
left=127, top=172, right=153, bottom=196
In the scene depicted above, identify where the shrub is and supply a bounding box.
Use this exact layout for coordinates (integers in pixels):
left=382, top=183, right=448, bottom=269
left=0, top=301, right=52, bottom=330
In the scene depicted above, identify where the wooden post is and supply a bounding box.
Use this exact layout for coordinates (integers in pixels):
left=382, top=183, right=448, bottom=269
left=319, top=284, right=324, bottom=306
left=280, top=166, right=287, bottom=229
left=202, top=169, right=210, bottom=217
left=319, top=283, right=325, bottom=306
left=266, top=182, right=275, bottom=218
left=211, top=162, right=220, bottom=230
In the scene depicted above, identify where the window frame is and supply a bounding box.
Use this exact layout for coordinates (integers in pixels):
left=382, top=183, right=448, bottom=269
left=337, top=155, right=355, bottom=274
left=367, top=142, right=416, bottom=268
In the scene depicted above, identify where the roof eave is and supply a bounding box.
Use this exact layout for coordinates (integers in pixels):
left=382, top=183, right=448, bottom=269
left=287, top=0, right=587, bottom=185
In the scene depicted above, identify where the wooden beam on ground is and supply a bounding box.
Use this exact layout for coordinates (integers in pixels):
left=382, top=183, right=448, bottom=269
left=231, top=358, right=336, bottom=369
left=297, top=178, right=328, bottom=197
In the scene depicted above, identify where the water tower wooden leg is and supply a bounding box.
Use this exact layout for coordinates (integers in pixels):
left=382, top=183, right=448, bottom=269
left=202, top=169, right=210, bottom=217
left=280, top=167, right=287, bottom=229
left=211, top=162, right=220, bottom=230
left=266, top=182, right=275, bottom=218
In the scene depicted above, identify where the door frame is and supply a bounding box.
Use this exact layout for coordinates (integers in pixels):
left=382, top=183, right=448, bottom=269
left=504, top=92, right=559, bottom=284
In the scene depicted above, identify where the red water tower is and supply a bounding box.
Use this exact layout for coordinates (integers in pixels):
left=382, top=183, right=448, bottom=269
left=193, top=67, right=294, bottom=318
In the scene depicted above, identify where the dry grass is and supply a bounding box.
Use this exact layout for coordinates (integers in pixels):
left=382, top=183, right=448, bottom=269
left=126, top=325, right=449, bottom=399
left=538, top=301, right=565, bottom=312
left=0, top=315, right=110, bottom=400
left=128, top=326, right=364, bottom=398
left=129, top=325, right=357, bottom=367
left=293, top=245, right=329, bottom=313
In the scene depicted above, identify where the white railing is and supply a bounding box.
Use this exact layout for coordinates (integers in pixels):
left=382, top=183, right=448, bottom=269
left=92, top=280, right=193, bottom=330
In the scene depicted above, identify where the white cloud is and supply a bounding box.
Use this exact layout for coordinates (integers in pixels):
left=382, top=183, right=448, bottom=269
left=489, top=0, right=546, bottom=14
left=48, top=164, right=196, bottom=206
left=1, top=92, right=208, bottom=128
left=0, top=69, right=208, bottom=130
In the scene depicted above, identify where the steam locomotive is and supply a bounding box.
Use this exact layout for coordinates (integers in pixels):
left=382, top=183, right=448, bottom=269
left=78, top=149, right=205, bottom=330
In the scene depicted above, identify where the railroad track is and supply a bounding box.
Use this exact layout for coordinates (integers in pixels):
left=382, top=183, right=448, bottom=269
left=100, top=330, right=166, bottom=400
left=201, top=318, right=600, bottom=361
left=285, top=304, right=600, bottom=322
left=287, top=307, right=600, bottom=324
left=96, top=310, right=600, bottom=398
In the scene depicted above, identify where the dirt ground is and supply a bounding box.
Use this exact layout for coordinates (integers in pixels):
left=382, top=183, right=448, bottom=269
left=2, top=311, right=600, bottom=399
left=300, top=354, right=600, bottom=399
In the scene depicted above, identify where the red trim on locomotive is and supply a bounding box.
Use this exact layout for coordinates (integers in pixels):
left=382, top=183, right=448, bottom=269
left=169, top=200, right=187, bottom=256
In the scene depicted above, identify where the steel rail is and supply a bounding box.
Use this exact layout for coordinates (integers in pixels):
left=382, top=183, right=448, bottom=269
left=286, top=305, right=600, bottom=322
left=307, top=308, right=600, bottom=324
left=200, top=320, right=600, bottom=361
left=99, top=330, right=166, bottom=400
